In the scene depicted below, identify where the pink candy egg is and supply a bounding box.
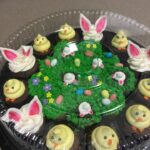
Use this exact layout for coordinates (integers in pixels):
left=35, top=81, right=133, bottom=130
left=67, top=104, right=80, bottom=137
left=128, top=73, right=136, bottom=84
left=110, top=94, right=117, bottom=101
left=45, top=59, right=51, bottom=66
left=56, top=95, right=63, bottom=104
left=84, top=90, right=92, bottom=96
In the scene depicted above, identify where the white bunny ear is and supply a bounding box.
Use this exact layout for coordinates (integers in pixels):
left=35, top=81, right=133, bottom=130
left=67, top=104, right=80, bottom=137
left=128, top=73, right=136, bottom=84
left=80, top=13, right=91, bottom=32
left=0, top=47, right=18, bottom=62
left=1, top=108, right=22, bottom=123
left=28, top=96, right=42, bottom=116
left=20, top=45, right=33, bottom=56
left=95, top=15, right=107, bottom=33
left=127, top=41, right=141, bottom=58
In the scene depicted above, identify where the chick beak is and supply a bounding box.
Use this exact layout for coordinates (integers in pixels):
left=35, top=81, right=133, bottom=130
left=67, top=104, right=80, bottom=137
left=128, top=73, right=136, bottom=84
left=5, top=88, right=9, bottom=92
left=108, top=139, right=112, bottom=145
left=64, top=30, right=67, bottom=34
left=136, top=117, right=143, bottom=122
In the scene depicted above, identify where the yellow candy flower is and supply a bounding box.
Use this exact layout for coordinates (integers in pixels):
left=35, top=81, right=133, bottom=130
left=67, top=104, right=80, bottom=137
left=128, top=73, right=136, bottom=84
left=46, top=92, right=52, bottom=98
left=93, top=44, right=97, bottom=48
left=86, top=44, right=91, bottom=48
left=44, top=76, right=49, bottom=82
left=97, top=80, right=103, bottom=86
left=88, top=76, right=93, bottom=81
left=48, top=98, right=54, bottom=103
left=37, top=72, right=42, bottom=77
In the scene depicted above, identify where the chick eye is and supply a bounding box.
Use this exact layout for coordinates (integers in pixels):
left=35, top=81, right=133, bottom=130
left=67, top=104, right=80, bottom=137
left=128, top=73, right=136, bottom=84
left=58, top=138, right=61, bottom=141
left=36, top=39, right=39, bottom=41
left=116, top=35, right=119, bottom=39
left=51, top=136, right=54, bottom=140
left=11, top=86, right=14, bottom=89
left=143, top=114, right=146, bottom=117
left=42, top=38, right=44, bottom=40
left=112, top=134, right=115, bottom=137
left=135, top=112, right=139, bottom=116
left=122, top=36, right=124, bottom=38
left=104, top=136, right=107, bottom=139
left=5, top=85, right=7, bottom=88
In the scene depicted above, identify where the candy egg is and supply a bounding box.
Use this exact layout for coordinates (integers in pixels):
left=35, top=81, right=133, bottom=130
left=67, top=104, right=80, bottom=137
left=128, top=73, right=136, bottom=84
left=104, top=52, right=113, bottom=58
left=85, top=50, right=93, bottom=57
left=76, top=89, right=84, bottom=95
left=51, top=59, right=57, bottom=67
left=84, top=90, right=92, bottom=96
left=74, top=58, right=80, bottom=67
left=101, top=90, right=109, bottom=98
left=102, top=98, right=111, bottom=105
left=110, top=94, right=117, bottom=101
left=56, top=95, right=63, bottom=104
left=45, top=59, right=51, bottom=66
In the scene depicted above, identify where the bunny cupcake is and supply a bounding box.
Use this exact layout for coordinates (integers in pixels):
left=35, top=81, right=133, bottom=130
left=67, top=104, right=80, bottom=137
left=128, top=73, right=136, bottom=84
left=0, top=45, right=38, bottom=78
left=1, top=96, right=43, bottom=134
left=127, top=41, right=150, bottom=72
left=80, top=13, right=107, bottom=42
left=3, top=79, right=27, bottom=107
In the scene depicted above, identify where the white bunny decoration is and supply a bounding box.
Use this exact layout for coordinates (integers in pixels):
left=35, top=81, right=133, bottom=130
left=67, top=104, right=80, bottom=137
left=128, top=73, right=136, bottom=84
left=1, top=96, right=43, bottom=134
left=0, top=45, right=36, bottom=73
left=80, top=13, right=107, bottom=41
left=127, top=41, right=150, bottom=72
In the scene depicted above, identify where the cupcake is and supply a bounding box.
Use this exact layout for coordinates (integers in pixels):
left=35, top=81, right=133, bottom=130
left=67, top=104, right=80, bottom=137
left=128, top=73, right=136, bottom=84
left=0, top=45, right=38, bottom=78
left=91, top=125, right=119, bottom=150
left=33, top=34, right=52, bottom=58
left=111, top=30, right=128, bottom=51
left=3, top=79, right=27, bottom=107
left=1, top=95, right=43, bottom=134
left=126, top=104, right=150, bottom=133
left=138, top=78, right=150, bottom=100
left=46, top=124, right=74, bottom=150
left=58, top=24, right=77, bottom=41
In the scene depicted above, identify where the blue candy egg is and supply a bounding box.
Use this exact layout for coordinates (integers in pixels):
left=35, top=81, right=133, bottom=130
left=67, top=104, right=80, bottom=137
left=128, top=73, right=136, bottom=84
left=104, top=52, right=113, bottom=58
left=76, top=89, right=84, bottom=95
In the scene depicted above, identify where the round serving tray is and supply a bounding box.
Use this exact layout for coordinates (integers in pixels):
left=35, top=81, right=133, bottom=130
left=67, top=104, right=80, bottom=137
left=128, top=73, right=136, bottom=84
left=0, top=10, right=150, bottom=150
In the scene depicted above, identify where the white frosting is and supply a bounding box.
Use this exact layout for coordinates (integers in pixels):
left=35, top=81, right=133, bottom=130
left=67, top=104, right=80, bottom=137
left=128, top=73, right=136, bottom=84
left=9, top=46, right=36, bottom=73
left=83, top=25, right=103, bottom=42
left=1, top=96, right=43, bottom=134
left=127, top=48, right=150, bottom=72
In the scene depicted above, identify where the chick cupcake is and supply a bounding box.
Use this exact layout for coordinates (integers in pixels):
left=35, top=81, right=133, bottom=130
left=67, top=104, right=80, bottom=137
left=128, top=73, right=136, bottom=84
left=91, top=125, right=119, bottom=150
left=3, top=79, right=27, bottom=107
left=126, top=104, right=150, bottom=133
left=138, top=78, right=150, bottom=100
left=111, top=30, right=128, bottom=51
left=58, top=24, right=76, bottom=41
left=33, top=34, right=51, bottom=58
left=46, top=124, right=74, bottom=150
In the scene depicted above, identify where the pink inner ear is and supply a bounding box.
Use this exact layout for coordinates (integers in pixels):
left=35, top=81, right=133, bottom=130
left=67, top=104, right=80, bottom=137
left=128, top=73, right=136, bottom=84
left=96, top=16, right=107, bottom=33
left=29, top=100, right=40, bottom=115
left=81, top=17, right=90, bottom=32
left=3, top=50, right=17, bottom=61
left=129, top=43, right=140, bottom=57
left=8, top=111, right=21, bottom=122
left=147, top=49, right=150, bottom=58
left=22, top=48, right=30, bottom=56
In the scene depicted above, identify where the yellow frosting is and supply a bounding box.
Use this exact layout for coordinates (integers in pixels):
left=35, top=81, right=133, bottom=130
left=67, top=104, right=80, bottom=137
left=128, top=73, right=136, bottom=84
left=46, top=124, right=74, bottom=150
left=58, top=24, right=76, bottom=40
left=111, top=31, right=128, bottom=49
left=138, top=78, right=150, bottom=97
left=33, top=34, right=51, bottom=53
left=91, top=126, right=119, bottom=150
left=3, top=79, right=25, bottom=99
left=126, top=104, right=150, bottom=130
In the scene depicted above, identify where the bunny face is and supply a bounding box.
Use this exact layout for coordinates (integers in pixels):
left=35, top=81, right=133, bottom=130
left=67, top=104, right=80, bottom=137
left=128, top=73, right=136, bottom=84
left=127, top=41, right=150, bottom=72
left=3, top=79, right=25, bottom=99
left=33, top=34, right=51, bottom=53
left=1, top=96, right=43, bottom=134
left=80, top=14, right=107, bottom=42
left=46, top=124, right=74, bottom=150
left=58, top=24, right=76, bottom=40
left=0, top=46, right=36, bottom=73
left=126, top=104, right=150, bottom=130
left=92, top=126, right=119, bottom=150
